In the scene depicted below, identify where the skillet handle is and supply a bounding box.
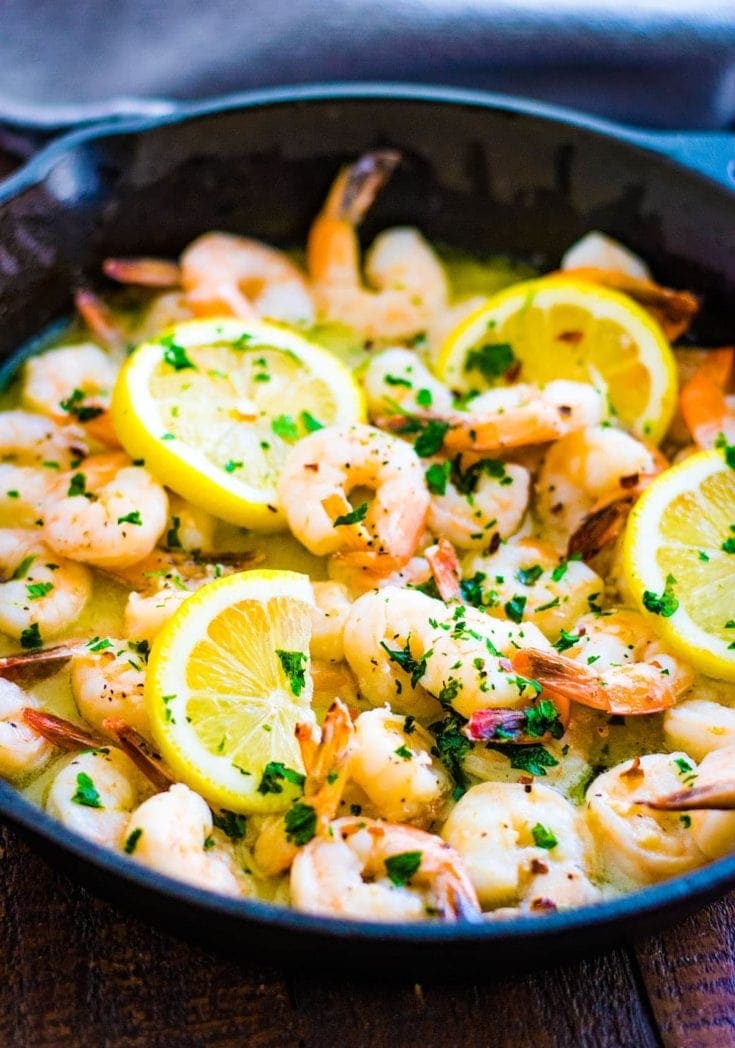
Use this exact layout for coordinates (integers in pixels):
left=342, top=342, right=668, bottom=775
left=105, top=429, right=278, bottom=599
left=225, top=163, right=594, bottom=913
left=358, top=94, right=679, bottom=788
left=622, top=129, right=735, bottom=192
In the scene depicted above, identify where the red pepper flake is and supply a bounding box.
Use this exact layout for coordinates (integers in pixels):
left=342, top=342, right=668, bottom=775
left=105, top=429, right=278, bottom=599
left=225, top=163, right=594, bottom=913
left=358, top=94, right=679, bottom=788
left=530, top=858, right=549, bottom=875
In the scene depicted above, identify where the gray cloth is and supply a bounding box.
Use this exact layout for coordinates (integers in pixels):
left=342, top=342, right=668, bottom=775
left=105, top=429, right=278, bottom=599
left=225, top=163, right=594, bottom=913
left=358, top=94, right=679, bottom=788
left=1, top=0, right=735, bottom=128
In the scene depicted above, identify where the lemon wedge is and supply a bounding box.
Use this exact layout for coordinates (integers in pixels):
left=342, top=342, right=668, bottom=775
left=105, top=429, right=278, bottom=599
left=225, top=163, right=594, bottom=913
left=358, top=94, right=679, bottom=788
left=146, top=569, right=316, bottom=813
left=622, top=448, right=735, bottom=680
left=437, top=277, right=677, bottom=442
left=111, top=318, right=365, bottom=530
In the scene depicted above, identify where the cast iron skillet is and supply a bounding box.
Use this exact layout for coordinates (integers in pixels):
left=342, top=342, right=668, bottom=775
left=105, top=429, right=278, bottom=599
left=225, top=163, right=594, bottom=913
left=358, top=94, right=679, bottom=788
left=0, top=84, right=734, bottom=973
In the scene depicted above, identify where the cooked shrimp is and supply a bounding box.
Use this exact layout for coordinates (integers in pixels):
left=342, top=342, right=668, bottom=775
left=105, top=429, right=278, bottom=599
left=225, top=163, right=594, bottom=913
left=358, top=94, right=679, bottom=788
left=664, top=677, right=735, bottom=762
left=512, top=609, right=695, bottom=715
left=585, top=753, right=706, bottom=889
left=0, top=677, right=54, bottom=779
left=363, top=347, right=454, bottom=418
left=44, top=453, right=168, bottom=569
left=343, top=585, right=553, bottom=721
left=103, top=256, right=182, bottom=288
left=124, top=782, right=255, bottom=897
left=180, top=231, right=314, bottom=325
left=462, top=538, right=603, bottom=640
left=379, top=381, right=604, bottom=456
left=290, top=815, right=480, bottom=921
left=278, top=424, right=429, bottom=572
left=253, top=698, right=355, bottom=877
left=22, top=342, right=121, bottom=447
left=69, top=638, right=149, bottom=738
left=350, top=707, right=451, bottom=827
left=560, top=231, right=651, bottom=280
left=46, top=747, right=144, bottom=849
left=679, top=347, right=735, bottom=449
left=307, top=151, right=449, bottom=341
left=442, top=781, right=599, bottom=911
left=536, top=425, right=660, bottom=552
left=426, top=454, right=530, bottom=550
left=0, top=529, right=91, bottom=642
left=553, top=268, right=699, bottom=341
left=311, top=581, right=353, bottom=662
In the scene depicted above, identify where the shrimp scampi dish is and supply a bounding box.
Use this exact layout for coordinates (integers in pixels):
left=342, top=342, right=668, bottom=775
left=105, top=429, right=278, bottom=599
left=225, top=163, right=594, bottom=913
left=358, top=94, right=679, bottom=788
left=1, top=154, right=734, bottom=926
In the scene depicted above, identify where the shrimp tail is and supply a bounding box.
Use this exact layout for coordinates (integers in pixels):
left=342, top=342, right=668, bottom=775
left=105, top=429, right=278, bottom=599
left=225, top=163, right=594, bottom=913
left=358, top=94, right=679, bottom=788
left=510, top=648, right=605, bottom=709
left=680, top=350, right=735, bottom=449
left=425, top=538, right=462, bottom=601
left=567, top=495, right=635, bottom=560
left=435, top=867, right=483, bottom=922
left=102, top=717, right=174, bottom=791
left=644, top=781, right=735, bottom=812
left=22, top=708, right=102, bottom=751
left=103, top=257, right=181, bottom=288
left=300, top=698, right=355, bottom=832
left=326, top=150, right=401, bottom=225
left=0, top=639, right=88, bottom=683
left=74, top=289, right=127, bottom=353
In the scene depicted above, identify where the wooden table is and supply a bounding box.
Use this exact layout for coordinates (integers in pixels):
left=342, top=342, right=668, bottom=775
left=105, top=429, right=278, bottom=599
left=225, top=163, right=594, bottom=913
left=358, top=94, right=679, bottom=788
left=1, top=823, right=734, bottom=1047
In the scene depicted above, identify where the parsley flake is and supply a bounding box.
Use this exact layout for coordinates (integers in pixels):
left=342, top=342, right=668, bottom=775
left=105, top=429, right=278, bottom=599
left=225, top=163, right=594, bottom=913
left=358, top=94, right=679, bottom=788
left=384, top=850, right=422, bottom=887
left=71, top=771, right=103, bottom=809
left=276, top=649, right=308, bottom=696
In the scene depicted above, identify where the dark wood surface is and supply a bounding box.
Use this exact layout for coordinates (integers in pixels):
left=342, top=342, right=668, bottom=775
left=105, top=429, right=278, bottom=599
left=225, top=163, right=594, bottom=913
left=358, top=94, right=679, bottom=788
left=2, top=822, right=734, bottom=1048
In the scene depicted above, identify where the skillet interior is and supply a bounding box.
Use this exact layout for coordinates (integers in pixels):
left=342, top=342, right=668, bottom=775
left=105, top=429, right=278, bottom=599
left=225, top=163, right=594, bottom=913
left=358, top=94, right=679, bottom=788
left=0, top=86, right=734, bottom=972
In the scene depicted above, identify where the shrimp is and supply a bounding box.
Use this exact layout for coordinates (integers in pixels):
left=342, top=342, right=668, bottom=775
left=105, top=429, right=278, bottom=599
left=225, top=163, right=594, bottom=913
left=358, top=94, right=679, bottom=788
left=123, top=782, right=255, bottom=897
left=585, top=754, right=706, bottom=889
left=0, top=529, right=91, bottom=642
left=179, top=232, right=314, bottom=325
left=679, top=347, right=735, bottom=449
left=462, top=538, right=603, bottom=640
left=110, top=549, right=261, bottom=642
left=74, top=289, right=129, bottom=353
left=46, top=746, right=145, bottom=849
left=103, top=256, right=182, bottom=288
left=290, top=815, right=480, bottom=921
left=69, top=638, right=149, bottom=738
left=378, top=381, right=605, bottom=455
left=22, top=342, right=121, bottom=447
left=363, top=347, right=454, bottom=419
left=426, top=454, right=530, bottom=551
left=535, top=425, right=660, bottom=553
left=278, top=424, right=429, bottom=572
left=442, top=781, right=599, bottom=911
left=560, top=231, right=651, bottom=280
left=311, top=581, right=353, bottom=662
left=512, top=609, right=695, bottom=715
left=44, top=453, right=168, bottom=569
left=664, top=677, right=735, bottom=762
left=350, top=707, right=451, bottom=827
left=307, top=151, right=449, bottom=341
left=0, top=410, right=87, bottom=525
left=342, top=585, right=555, bottom=721
left=0, top=676, right=54, bottom=779
left=253, top=699, right=355, bottom=877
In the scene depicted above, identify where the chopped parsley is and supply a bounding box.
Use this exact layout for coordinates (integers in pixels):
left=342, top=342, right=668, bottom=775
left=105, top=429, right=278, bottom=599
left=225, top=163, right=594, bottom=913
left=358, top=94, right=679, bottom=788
left=524, top=699, right=564, bottom=740
left=212, top=809, right=247, bottom=839
left=26, top=581, right=53, bottom=600
left=276, top=649, right=308, bottom=696
left=499, top=743, right=560, bottom=777
left=257, top=761, right=306, bottom=795
left=71, top=771, right=103, bottom=808
left=551, top=553, right=581, bottom=582
left=394, top=745, right=413, bottom=760
left=20, top=623, right=42, bottom=650
left=380, top=638, right=428, bottom=687
left=67, top=472, right=88, bottom=497
left=416, top=388, right=433, bottom=408
left=333, top=502, right=368, bottom=527
left=531, top=823, right=558, bottom=849
left=384, top=374, right=412, bottom=388
left=722, top=536, right=735, bottom=554
left=425, top=460, right=451, bottom=495
left=87, top=636, right=112, bottom=652
left=224, top=460, right=243, bottom=473
left=504, top=594, right=527, bottom=623
left=59, top=387, right=104, bottom=422
left=124, top=827, right=143, bottom=854
left=117, top=510, right=142, bottom=526
left=300, top=411, right=323, bottom=432
left=554, top=629, right=581, bottom=653
left=166, top=515, right=182, bottom=548
left=642, top=574, right=679, bottom=618
left=517, top=564, right=543, bottom=587
left=284, top=802, right=317, bottom=845
left=271, top=414, right=299, bottom=441
left=680, top=814, right=692, bottom=829
left=384, top=850, right=422, bottom=887
left=451, top=455, right=509, bottom=495
left=413, top=419, right=450, bottom=457
left=464, top=341, right=516, bottom=381
left=715, top=433, right=735, bottom=470
left=161, top=334, right=196, bottom=371
left=429, top=711, right=471, bottom=799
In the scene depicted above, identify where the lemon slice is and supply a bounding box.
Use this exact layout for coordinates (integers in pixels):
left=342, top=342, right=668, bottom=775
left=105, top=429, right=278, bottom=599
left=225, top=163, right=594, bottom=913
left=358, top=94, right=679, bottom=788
left=437, top=278, right=677, bottom=442
left=146, top=568, right=316, bottom=813
left=111, top=318, right=365, bottom=530
left=622, top=448, right=735, bottom=680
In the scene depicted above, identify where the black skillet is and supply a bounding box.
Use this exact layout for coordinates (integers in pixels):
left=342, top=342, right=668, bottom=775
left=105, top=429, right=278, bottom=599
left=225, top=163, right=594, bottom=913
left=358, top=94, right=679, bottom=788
left=0, top=84, right=734, bottom=973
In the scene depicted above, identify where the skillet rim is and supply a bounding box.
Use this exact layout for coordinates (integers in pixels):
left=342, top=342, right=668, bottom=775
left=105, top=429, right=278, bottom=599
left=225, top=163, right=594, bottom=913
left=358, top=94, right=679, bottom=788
left=1, top=80, right=734, bottom=949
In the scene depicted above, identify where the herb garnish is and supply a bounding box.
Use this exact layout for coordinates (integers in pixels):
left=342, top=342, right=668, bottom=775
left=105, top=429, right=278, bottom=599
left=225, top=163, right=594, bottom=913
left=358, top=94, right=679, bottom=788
left=276, top=649, right=308, bottom=696
left=384, top=850, right=422, bottom=887
left=71, top=771, right=103, bottom=808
